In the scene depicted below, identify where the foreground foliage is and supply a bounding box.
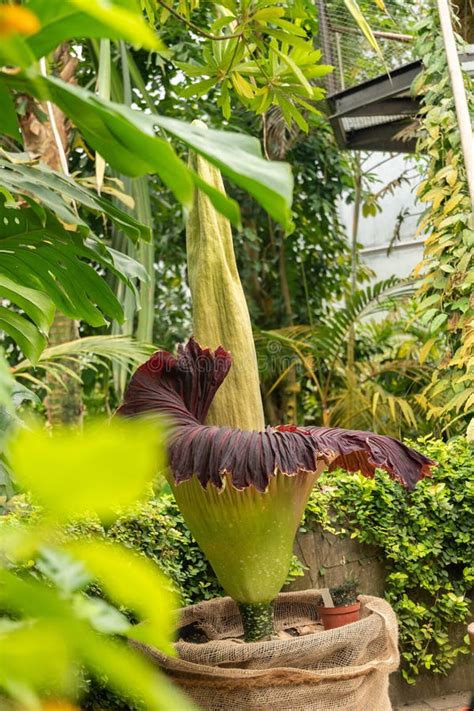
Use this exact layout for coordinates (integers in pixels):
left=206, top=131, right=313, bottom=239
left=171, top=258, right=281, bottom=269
left=305, top=436, right=473, bottom=683
left=0, top=419, right=194, bottom=710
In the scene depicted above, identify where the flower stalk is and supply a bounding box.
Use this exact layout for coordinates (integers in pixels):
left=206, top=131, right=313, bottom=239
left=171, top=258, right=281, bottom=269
left=186, top=126, right=265, bottom=432
left=238, top=602, right=275, bottom=642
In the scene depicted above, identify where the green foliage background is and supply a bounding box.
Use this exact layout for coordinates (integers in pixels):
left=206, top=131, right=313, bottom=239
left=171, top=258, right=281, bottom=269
left=305, top=436, right=473, bottom=683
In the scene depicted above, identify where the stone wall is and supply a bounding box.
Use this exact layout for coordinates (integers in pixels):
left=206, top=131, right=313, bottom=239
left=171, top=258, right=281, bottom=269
left=287, top=527, right=473, bottom=706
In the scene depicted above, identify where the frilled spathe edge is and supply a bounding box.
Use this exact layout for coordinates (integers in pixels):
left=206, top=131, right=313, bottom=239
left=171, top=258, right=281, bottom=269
left=118, top=339, right=436, bottom=492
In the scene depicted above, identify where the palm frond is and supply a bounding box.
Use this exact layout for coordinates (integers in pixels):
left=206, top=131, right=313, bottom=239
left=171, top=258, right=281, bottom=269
left=312, top=278, right=414, bottom=358
left=13, top=335, right=155, bottom=389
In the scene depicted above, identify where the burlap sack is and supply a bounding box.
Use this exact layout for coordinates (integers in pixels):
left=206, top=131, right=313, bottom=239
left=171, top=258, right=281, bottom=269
left=139, top=590, right=399, bottom=711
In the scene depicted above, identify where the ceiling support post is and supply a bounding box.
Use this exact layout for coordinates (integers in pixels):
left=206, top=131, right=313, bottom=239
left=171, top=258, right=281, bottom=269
left=437, top=0, right=474, bottom=210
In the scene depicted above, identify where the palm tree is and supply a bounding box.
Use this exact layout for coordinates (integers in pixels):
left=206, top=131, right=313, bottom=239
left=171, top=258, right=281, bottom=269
left=256, top=279, right=436, bottom=436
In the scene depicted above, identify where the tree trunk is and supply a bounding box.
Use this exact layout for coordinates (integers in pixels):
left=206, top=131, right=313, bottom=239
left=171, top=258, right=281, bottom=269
left=275, top=220, right=299, bottom=424
left=346, top=155, right=362, bottom=429
left=43, top=315, right=82, bottom=426
left=452, top=0, right=474, bottom=42
left=20, top=45, right=83, bottom=426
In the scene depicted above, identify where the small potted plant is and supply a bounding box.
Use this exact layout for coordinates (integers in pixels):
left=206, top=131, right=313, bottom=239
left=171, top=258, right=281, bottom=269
left=319, top=580, right=361, bottom=630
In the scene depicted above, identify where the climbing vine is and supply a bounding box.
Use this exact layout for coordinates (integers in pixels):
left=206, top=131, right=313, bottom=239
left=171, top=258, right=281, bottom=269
left=412, top=8, right=474, bottom=431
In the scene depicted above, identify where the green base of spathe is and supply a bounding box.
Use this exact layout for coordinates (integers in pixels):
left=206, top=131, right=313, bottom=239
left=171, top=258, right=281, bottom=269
left=169, top=466, right=324, bottom=609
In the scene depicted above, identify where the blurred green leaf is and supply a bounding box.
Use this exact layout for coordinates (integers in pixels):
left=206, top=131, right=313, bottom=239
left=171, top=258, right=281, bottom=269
left=24, top=0, right=168, bottom=59
left=73, top=595, right=131, bottom=635
left=0, top=620, right=73, bottom=699
left=0, top=81, right=20, bottom=140
left=0, top=568, right=71, bottom=619
left=70, top=0, right=168, bottom=53
left=37, top=547, right=92, bottom=595
left=0, top=33, right=37, bottom=69
left=81, top=633, right=196, bottom=711
left=9, top=419, right=165, bottom=522
left=67, top=541, right=177, bottom=653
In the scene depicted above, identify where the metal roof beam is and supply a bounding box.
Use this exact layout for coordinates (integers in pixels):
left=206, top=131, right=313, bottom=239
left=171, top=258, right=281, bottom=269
left=327, top=62, right=422, bottom=117
left=340, top=119, right=418, bottom=153
left=332, top=97, right=419, bottom=119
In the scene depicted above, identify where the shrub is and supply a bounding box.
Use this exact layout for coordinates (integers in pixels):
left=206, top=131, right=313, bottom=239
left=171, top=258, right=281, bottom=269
left=304, top=436, right=473, bottom=683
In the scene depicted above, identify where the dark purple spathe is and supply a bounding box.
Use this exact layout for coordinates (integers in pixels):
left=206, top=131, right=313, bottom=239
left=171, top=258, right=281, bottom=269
left=117, top=338, right=435, bottom=492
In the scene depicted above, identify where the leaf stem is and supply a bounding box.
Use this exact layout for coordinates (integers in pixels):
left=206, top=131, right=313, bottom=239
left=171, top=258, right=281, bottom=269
left=155, top=0, right=244, bottom=41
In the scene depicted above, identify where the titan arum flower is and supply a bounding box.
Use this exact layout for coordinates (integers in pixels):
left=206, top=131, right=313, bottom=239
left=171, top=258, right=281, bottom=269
left=118, top=139, right=435, bottom=642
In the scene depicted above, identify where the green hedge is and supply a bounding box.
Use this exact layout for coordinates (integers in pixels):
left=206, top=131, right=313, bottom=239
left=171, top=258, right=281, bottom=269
left=304, top=436, right=473, bottom=683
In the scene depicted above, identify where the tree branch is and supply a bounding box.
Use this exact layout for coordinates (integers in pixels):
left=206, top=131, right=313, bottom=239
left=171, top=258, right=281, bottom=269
left=155, top=0, right=244, bottom=41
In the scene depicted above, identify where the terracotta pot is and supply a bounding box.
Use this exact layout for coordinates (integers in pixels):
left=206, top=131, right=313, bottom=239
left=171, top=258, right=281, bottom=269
left=319, top=601, right=361, bottom=630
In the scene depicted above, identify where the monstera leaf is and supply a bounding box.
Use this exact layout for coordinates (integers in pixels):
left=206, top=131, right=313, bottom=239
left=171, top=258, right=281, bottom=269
left=0, top=152, right=150, bottom=243
left=3, top=72, right=294, bottom=230
left=0, top=153, right=150, bottom=361
left=0, top=200, right=141, bottom=360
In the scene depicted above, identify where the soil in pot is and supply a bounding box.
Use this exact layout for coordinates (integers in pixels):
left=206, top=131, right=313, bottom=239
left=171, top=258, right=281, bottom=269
left=319, top=601, right=361, bottom=630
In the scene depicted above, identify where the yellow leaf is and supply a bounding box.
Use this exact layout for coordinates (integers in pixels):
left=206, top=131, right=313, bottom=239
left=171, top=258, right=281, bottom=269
left=446, top=169, right=458, bottom=186
left=467, top=417, right=474, bottom=443
left=388, top=396, right=396, bottom=421
left=416, top=179, right=428, bottom=196
left=253, top=7, right=285, bottom=21
left=372, top=390, right=380, bottom=416
left=231, top=72, right=255, bottom=99
left=443, top=193, right=464, bottom=214
left=419, top=187, right=446, bottom=206
left=343, top=0, right=383, bottom=59
left=412, top=260, right=427, bottom=277
left=419, top=337, right=436, bottom=364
